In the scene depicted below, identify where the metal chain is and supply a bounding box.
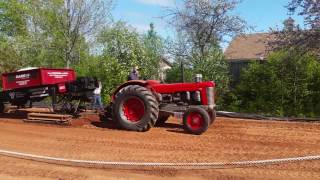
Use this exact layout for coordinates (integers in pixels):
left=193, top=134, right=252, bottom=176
left=0, top=149, right=319, bottom=169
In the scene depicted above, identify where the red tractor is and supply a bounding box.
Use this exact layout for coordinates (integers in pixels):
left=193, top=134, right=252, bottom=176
left=105, top=79, right=216, bottom=135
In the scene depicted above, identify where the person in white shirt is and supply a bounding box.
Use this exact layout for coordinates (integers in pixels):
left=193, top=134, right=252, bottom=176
left=92, top=80, right=103, bottom=111
left=128, top=66, right=140, bottom=81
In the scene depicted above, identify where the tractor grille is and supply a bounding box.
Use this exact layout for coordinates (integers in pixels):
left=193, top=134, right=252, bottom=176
left=206, top=87, right=214, bottom=105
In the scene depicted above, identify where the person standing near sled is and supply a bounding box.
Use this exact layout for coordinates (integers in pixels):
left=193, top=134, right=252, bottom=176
left=92, top=80, right=104, bottom=111
left=128, top=66, right=140, bottom=81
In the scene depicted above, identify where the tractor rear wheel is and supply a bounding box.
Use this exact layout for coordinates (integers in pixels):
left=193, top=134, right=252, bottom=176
left=183, top=107, right=210, bottom=135
left=113, top=85, right=159, bottom=132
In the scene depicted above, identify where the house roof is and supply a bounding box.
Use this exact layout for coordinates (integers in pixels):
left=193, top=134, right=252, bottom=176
left=160, top=57, right=172, bottom=67
left=224, top=33, right=274, bottom=61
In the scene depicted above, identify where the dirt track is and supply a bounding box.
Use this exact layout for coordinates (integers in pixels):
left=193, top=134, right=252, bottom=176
left=0, top=112, right=319, bottom=180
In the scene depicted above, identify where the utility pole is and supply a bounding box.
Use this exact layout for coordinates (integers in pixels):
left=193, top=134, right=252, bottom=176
left=180, top=59, right=185, bottom=83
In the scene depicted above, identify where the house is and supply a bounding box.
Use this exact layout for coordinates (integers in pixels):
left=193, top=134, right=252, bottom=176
left=224, top=33, right=273, bottom=84
left=159, top=57, right=172, bottom=81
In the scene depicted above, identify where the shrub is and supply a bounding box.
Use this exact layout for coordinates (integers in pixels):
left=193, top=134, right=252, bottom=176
left=233, top=51, right=320, bottom=117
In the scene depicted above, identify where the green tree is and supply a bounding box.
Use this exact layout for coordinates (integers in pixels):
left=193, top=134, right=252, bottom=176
left=234, top=51, right=320, bottom=117
left=0, top=0, right=28, bottom=37
left=164, top=0, right=244, bottom=106
left=192, top=46, right=229, bottom=93
left=165, top=63, right=194, bottom=83
left=98, top=21, right=145, bottom=72
left=0, top=0, right=104, bottom=71
left=98, top=21, right=164, bottom=80
left=0, top=1, right=30, bottom=73
left=271, top=0, right=320, bottom=58
left=165, top=0, right=248, bottom=61
left=234, top=60, right=283, bottom=115
left=88, top=21, right=159, bottom=102
left=142, top=23, right=164, bottom=79
left=76, top=55, right=126, bottom=103
left=30, top=0, right=113, bottom=67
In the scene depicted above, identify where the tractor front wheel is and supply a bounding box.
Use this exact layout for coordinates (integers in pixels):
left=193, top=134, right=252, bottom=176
left=183, top=107, right=210, bottom=135
left=113, top=85, right=159, bottom=132
left=208, top=109, right=216, bottom=125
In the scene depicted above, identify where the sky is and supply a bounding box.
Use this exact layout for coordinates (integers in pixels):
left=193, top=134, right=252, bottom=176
left=113, top=0, right=304, bottom=48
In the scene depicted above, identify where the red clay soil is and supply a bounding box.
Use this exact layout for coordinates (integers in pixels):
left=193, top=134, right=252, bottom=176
left=0, top=111, right=319, bottom=180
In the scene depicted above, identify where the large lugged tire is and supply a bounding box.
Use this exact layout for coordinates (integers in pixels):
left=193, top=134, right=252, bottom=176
left=183, top=107, right=210, bottom=135
left=113, top=85, right=159, bottom=132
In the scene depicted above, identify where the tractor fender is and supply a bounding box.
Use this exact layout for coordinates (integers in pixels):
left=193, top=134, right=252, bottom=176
left=111, top=80, right=161, bottom=102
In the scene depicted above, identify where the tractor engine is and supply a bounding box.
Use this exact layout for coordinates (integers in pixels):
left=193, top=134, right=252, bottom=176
left=159, top=74, right=215, bottom=107
left=160, top=88, right=214, bottom=106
